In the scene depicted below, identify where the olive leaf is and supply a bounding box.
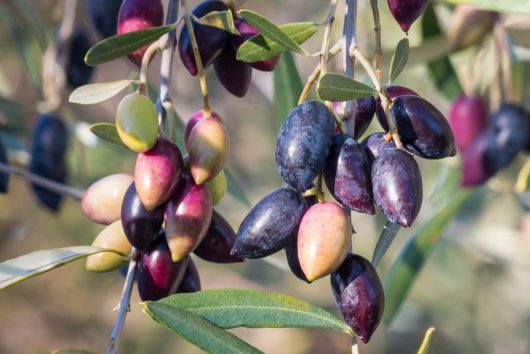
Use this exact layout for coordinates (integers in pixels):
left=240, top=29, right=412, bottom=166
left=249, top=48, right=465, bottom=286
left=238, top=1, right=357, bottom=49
left=194, top=10, right=239, bottom=35
left=89, top=123, right=127, bottom=148
left=317, top=73, right=378, bottom=101
left=69, top=80, right=134, bottom=105
left=389, top=38, right=409, bottom=82
left=85, top=24, right=176, bottom=66
left=237, top=22, right=319, bottom=63
left=274, top=51, right=303, bottom=128
left=438, top=0, right=530, bottom=14
left=224, top=167, right=251, bottom=206
left=372, top=220, right=401, bottom=267
left=0, top=246, right=125, bottom=290
left=238, top=10, right=309, bottom=55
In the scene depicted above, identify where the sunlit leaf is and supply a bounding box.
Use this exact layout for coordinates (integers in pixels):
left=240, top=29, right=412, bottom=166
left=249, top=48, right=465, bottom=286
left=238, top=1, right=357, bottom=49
left=274, top=51, right=302, bottom=128
left=69, top=80, right=133, bottom=105
left=195, top=10, right=239, bottom=35
left=390, top=38, right=409, bottom=82
left=372, top=220, right=401, bottom=267
left=89, top=123, right=126, bottom=148
left=317, top=74, right=378, bottom=101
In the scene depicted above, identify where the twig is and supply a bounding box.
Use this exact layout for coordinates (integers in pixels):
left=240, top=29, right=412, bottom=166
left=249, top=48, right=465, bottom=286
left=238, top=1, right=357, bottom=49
left=157, top=0, right=180, bottom=133
left=181, top=0, right=211, bottom=117
left=368, top=0, right=383, bottom=80
left=352, top=337, right=359, bottom=354
left=342, top=0, right=358, bottom=137
left=106, top=254, right=138, bottom=354
left=0, top=161, right=84, bottom=200
left=319, top=0, right=339, bottom=80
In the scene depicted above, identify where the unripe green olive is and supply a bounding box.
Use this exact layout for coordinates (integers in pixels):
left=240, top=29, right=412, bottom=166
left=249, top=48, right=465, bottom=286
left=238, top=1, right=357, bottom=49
left=116, top=93, right=159, bottom=152
left=86, top=220, right=132, bottom=272
left=205, top=169, right=226, bottom=206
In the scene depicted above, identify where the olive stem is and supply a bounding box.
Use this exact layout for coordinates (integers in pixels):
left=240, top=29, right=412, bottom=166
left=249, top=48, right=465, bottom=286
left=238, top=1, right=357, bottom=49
left=342, top=0, right=358, bottom=137
left=368, top=0, right=383, bottom=80
left=0, top=161, right=84, bottom=200
left=298, top=41, right=342, bottom=104
left=156, top=0, right=180, bottom=134
left=107, top=253, right=138, bottom=354
left=319, top=0, right=339, bottom=80
left=182, top=0, right=211, bottom=117
left=139, top=40, right=162, bottom=96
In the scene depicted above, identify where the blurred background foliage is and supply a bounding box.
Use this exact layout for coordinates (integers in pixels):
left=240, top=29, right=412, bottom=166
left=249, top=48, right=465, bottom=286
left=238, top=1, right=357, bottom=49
left=0, top=0, right=530, bottom=353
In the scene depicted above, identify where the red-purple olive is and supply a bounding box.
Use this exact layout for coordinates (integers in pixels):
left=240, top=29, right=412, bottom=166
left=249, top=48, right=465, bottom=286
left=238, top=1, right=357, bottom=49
left=233, top=18, right=280, bottom=72
left=387, top=0, right=429, bottom=33
left=214, top=43, right=252, bottom=97
left=184, top=110, right=223, bottom=150
left=449, top=95, right=488, bottom=151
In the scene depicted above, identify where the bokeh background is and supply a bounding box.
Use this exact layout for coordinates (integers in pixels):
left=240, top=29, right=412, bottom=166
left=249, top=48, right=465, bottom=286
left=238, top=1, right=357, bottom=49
left=1, top=0, right=530, bottom=353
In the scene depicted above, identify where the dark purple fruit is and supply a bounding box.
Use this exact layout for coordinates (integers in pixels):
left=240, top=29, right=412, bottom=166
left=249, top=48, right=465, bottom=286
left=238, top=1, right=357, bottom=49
left=29, top=114, right=68, bottom=211
left=387, top=0, right=429, bottom=33
left=276, top=101, right=335, bottom=192
left=117, top=0, right=164, bottom=66
left=233, top=18, right=280, bottom=72
left=391, top=95, right=456, bottom=159
left=121, top=182, right=164, bottom=252
left=232, top=187, right=307, bottom=258
left=194, top=210, right=244, bottom=263
left=137, top=233, right=188, bottom=301
left=460, top=130, right=494, bottom=187
left=0, top=137, right=10, bottom=193
left=372, top=149, right=422, bottom=227
left=176, top=257, right=201, bottom=293
left=86, top=0, right=122, bottom=39
left=376, top=85, right=419, bottom=131
left=178, top=0, right=230, bottom=75
left=449, top=95, right=488, bottom=151
left=214, top=43, right=252, bottom=97
left=361, top=132, right=396, bottom=165
left=331, top=254, right=384, bottom=343
left=333, top=97, right=376, bottom=140
left=285, top=237, right=309, bottom=283
left=65, top=29, right=94, bottom=88
left=324, top=134, right=374, bottom=214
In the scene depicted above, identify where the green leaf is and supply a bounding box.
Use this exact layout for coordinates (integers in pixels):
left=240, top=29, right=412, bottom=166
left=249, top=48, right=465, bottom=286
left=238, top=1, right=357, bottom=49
left=383, top=191, right=474, bottom=324
left=422, top=4, right=463, bottom=100
left=237, top=22, right=318, bottom=63
left=69, top=80, right=133, bottom=105
left=238, top=10, right=308, bottom=55
left=372, top=220, right=401, bottom=267
left=438, top=0, right=530, bottom=14
left=224, top=167, right=251, bottom=206
left=85, top=24, right=176, bottom=66
left=390, top=38, right=409, bottom=82
left=89, top=123, right=126, bottom=148
left=195, top=10, right=239, bottom=35
left=317, top=73, right=378, bottom=101
left=151, top=288, right=353, bottom=335
left=0, top=96, right=28, bottom=133
left=417, top=327, right=436, bottom=354
left=50, top=350, right=97, bottom=354
left=144, top=303, right=264, bottom=354
left=0, top=246, right=118, bottom=290
left=274, top=51, right=302, bottom=128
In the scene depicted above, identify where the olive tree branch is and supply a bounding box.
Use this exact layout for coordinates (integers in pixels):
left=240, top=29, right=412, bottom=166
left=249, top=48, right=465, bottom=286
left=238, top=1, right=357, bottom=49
left=342, top=0, right=358, bottom=137
left=368, top=0, right=383, bottom=80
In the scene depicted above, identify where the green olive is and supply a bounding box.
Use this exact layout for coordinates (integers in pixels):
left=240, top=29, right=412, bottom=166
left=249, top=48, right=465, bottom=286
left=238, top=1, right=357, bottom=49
left=116, top=93, right=159, bottom=152
left=205, top=169, right=227, bottom=206
left=86, top=220, right=132, bottom=272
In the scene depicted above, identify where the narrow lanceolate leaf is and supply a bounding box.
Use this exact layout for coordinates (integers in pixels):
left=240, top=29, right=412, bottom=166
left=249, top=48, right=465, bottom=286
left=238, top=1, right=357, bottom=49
left=144, top=303, right=264, bottom=354
left=317, top=74, right=378, bottom=101
left=417, top=327, right=436, bottom=354
left=224, top=167, right=251, bottom=206
left=85, top=24, right=176, bottom=66
left=438, top=0, right=530, bottom=14
left=195, top=10, right=239, bottom=35
left=372, top=220, right=401, bottom=267
left=237, top=22, right=318, bottom=63
left=390, top=38, right=409, bottom=82
left=69, top=80, right=133, bottom=105
left=0, top=246, right=122, bottom=290
left=238, top=10, right=308, bottom=55
left=422, top=4, right=463, bottom=100
left=89, top=123, right=127, bottom=148
left=383, top=191, right=474, bottom=324
left=274, top=51, right=303, bottom=128
left=152, top=289, right=354, bottom=335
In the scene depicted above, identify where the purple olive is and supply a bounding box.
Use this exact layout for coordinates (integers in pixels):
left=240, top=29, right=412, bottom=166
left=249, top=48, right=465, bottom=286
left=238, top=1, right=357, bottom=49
left=178, top=0, right=230, bottom=75
left=121, top=182, right=164, bottom=252
left=194, top=210, right=244, bottom=263
left=232, top=187, right=307, bottom=258
left=331, top=254, right=384, bottom=343
left=333, top=97, right=376, bottom=140
left=137, top=233, right=189, bottom=301
left=65, top=29, right=94, bottom=88
left=86, top=0, right=122, bottom=39
left=0, top=136, right=10, bottom=193
left=324, top=134, right=374, bottom=214
left=361, top=132, right=396, bottom=165
left=372, top=149, right=422, bottom=227
left=176, top=257, right=201, bottom=293
left=449, top=95, right=488, bottom=151
left=460, top=130, right=494, bottom=187
left=391, top=95, right=456, bottom=159
left=276, top=101, right=335, bottom=192
left=233, top=18, right=280, bottom=72
left=387, top=0, right=429, bottom=33
left=214, top=43, right=252, bottom=97
left=376, top=85, right=419, bottom=131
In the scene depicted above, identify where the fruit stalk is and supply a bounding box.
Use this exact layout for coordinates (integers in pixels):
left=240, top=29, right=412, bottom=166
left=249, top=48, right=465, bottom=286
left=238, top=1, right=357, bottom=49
left=182, top=0, right=211, bottom=117
left=0, top=161, right=84, bottom=200
left=107, top=253, right=138, bottom=354
left=342, top=0, right=358, bottom=137
left=139, top=40, right=162, bottom=95
left=368, top=0, right=382, bottom=79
